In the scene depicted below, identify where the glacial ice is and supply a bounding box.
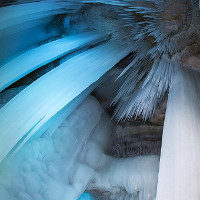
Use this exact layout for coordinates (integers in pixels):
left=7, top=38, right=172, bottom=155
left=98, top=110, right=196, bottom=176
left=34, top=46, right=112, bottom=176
left=78, top=193, right=94, bottom=200
left=0, top=96, right=104, bottom=200
left=0, top=1, right=82, bottom=63
left=0, top=1, right=81, bottom=38
left=0, top=41, right=131, bottom=162
left=0, top=86, right=26, bottom=109
left=0, top=1, right=173, bottom=199
left=0, top=94, right=159, bottom=200
left=0, top=32, right=104, bottom=92
left=156, top=67, right=200, bottom=200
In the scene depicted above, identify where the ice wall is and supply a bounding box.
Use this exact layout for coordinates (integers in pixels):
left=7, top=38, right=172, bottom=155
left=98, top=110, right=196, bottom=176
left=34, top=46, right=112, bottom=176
left=0, top=96, right=111, bottom=200
left=0, top=88, right=160, bottom=200
left=0, top=32, right=104, bottom=92
left=156, top=67, right=200, bottom=200
left=0, top=41, right=131, bottom=162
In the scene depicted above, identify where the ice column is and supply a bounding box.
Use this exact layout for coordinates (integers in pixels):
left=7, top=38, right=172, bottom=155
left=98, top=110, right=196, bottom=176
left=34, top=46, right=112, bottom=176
left=156, top=67, right=200, bottom=200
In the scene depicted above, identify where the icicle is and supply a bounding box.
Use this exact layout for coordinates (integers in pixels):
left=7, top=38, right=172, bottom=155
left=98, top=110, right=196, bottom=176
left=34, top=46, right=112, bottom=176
left=156, top=67, right=200, bottom=200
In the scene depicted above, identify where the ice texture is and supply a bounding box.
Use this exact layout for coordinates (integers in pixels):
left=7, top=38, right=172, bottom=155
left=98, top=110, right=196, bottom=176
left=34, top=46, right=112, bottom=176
left=0, top=1, right=81, bottom=39
left=0, top=93, right=159, bottom=200
left=0, top=32, right=104, bottom=92
left=0, top=96, right=109, bottom=200
left=0, top=41, right=131, bottom=162
left=78, top=193, right=94, bottom=200
left=88, top=155, right=159, bottom=200
left=0, top=86, right=26, bottom=109
left=156, top=67, right=200, bottom=200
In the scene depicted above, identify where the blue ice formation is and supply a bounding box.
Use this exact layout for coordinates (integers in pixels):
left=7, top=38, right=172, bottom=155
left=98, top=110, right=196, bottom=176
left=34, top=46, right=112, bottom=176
left=1, top=1, right=200, bottom=200
left=0, top=32, right=104, bottom=92
left=0, top=40, right=131, bottom=162
left=0, top=96, right=105, bottom=200
left=0, top=95, right=159, bottom=200
left=78, top=193, right=94, bottom=200
left=1, top=0, right=199, bottom=125
left=0, top=1, right=133, bottom=161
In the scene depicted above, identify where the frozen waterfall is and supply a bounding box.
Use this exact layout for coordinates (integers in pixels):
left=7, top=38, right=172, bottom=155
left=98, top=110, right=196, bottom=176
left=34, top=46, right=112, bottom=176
left=156, top=67, right=200, bottom=200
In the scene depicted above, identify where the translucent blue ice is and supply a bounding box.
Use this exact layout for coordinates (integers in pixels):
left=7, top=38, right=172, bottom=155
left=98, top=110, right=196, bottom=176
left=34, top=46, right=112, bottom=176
left=0, top=32, right=104, bottom=92
left=78, top=193, right=94, bottom=200
left=0, top=41, right=131, bottom=162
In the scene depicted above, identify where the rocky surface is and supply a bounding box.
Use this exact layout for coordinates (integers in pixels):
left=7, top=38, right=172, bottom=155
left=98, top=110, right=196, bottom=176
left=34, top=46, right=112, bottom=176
left=94, top=72, right=166, bottom=158
left=111, top=122, right=162, bottom=158
left=149, top=98, right=167, bottom=125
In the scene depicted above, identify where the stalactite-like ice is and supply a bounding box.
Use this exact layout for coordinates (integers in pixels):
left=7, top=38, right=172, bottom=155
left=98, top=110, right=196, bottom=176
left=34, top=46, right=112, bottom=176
left=156, top=67, right=200, bottom=200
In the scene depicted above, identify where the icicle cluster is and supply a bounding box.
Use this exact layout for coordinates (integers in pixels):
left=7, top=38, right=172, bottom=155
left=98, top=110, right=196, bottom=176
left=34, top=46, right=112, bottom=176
left=2, top=0, right=200, bottom=121
left=85, top=0, right=200, bottom=121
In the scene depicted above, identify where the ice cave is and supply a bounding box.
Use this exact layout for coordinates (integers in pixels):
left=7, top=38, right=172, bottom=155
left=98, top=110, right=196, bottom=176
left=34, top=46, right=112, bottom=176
left=0, top=0, right=200, bottom=199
